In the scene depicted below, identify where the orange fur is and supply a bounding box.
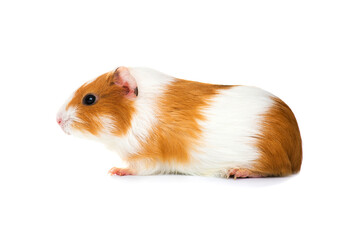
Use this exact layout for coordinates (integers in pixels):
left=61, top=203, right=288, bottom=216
left=67, top=71, right=135, bottom=136
left=252, top=97, right=302, bottom=176
left=129, top=79, right=233, bottom=165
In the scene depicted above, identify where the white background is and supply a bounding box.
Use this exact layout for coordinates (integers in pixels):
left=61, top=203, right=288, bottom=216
left=1, top=0, right=359, bottom=239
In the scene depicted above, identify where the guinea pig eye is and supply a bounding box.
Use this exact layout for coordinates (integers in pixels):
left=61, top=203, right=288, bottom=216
left=82, top=94, right=97, bottom=106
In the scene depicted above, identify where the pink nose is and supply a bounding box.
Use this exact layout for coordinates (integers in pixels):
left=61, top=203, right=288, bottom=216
left=57, top=117, right=62, bottom=125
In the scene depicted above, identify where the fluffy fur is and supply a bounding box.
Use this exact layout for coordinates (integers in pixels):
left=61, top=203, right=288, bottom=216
left=57, top=67, right=302, bottom=178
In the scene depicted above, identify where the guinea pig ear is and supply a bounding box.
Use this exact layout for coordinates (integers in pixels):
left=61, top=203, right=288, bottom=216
left=113, top=67, right=138, bottom=99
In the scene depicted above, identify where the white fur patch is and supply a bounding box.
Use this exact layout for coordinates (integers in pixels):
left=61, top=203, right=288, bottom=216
left=181, top=86, right=274, bottom=177
left=98, top=115, right=117, bottom=133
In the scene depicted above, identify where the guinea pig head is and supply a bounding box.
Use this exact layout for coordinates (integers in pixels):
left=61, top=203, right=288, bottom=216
left=56, top=67, right=138, bottom=137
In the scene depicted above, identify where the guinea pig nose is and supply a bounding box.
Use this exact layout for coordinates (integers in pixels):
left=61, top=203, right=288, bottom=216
left=57, top=117, right=62, bottom=125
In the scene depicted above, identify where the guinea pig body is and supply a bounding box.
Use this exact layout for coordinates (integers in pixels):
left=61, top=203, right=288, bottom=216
left=57, top=67, right=302, bottom=178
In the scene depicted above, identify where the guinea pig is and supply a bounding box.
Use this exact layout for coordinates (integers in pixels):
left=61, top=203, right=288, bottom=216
left=57, top=67, right=302, bottom=178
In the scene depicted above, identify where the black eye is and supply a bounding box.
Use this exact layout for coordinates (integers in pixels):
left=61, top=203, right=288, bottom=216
left=83, top=94, right=97, bottom=105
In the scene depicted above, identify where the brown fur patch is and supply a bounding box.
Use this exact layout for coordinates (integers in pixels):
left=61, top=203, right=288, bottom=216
left=252, top=97, right=302, bottom=176
left=129, top=79, right=233, bottom=164
left=67, top=71, right=135, bottom=136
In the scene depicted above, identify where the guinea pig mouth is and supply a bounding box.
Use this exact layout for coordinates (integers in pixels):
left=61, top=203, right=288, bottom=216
left=59, top=120, right=72, bottom=135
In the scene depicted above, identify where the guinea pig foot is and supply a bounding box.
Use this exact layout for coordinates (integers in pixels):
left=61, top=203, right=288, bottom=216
left=108, top=167, right=134, bottom=176
left=226, top=168, right=263, bottom=179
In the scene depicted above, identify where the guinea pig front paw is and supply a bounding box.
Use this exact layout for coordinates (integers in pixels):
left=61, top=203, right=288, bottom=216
left=108, top=167, right=135, bottom=176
